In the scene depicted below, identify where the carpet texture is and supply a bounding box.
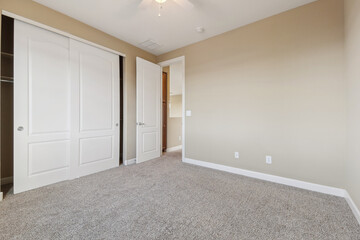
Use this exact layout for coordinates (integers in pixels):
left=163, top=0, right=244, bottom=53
left=0, top=151, right=359, bottom=239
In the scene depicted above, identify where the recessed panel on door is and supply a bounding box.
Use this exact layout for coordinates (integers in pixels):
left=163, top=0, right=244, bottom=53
left=143, top=66, right=159, bottom=128
left=80, top=136, right=113, bottom=165
left=143, top=133, right=157, bottom=153
left=29, top=140, right=70, bottom=176
left=80, top=53, right=113, bottom=132
left=29, top=40, right=70, bottom=135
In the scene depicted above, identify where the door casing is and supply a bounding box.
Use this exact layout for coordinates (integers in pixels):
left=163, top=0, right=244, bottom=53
left=158, top=56, right=186, bottom=162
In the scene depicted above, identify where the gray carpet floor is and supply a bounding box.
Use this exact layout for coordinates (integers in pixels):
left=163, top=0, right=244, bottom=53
left=0, top=151, right=359, bottom=240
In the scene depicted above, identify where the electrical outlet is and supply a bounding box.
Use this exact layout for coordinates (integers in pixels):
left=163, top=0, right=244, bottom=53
left=234, top=152, right=239, bottom=159
left=266, top=156, right=272, bottom=164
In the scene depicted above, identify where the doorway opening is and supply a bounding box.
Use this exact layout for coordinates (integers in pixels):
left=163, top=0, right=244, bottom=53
left=159, top=57, right=185, bottom=159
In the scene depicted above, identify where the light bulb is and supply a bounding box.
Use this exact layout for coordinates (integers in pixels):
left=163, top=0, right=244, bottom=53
left=155, top=0, right=167, bottom=3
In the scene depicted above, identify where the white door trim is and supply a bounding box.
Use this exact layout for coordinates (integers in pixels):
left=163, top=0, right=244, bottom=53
left=2, top=10, right=126, bottom=57
left=121, top=58, right=128, bottom=164
left=158, top=56, right=186, bottom=162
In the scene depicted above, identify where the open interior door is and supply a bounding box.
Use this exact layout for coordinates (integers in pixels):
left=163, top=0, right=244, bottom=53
left=136, top=57, right=161, bottom=163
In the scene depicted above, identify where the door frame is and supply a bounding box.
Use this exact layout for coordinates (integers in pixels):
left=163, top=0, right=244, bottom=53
left=158, top=56, right=185, bottom=162
left=162, top=71, right=168, bottom=153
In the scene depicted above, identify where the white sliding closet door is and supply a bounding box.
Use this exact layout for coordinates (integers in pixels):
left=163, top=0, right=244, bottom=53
left=70, top=39, right=120, bottom=179
left=14, top=20, right=120, bottom=194
left=14, top=20, right=71, bottom=194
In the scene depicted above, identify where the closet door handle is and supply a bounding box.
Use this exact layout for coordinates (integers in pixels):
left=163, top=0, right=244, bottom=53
left=17, top=126, right=24, bottom=131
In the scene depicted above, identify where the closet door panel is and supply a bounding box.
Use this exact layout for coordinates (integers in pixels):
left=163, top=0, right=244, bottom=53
left=70, top=39, right=120, bottom=179
left=14, top=20, right=70, bottom=194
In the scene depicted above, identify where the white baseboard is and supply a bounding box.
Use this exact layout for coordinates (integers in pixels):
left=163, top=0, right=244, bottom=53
left=124, top=158, right=136, bottom=166
left=183, top=158, right=346, bottom=197
left=0, top=192, right=3, bottom=201
left=166, top=145, right=182, bottom=152
left=1, top=177, right=13, bottom=185
left=344, top=191, right=360, bottom=225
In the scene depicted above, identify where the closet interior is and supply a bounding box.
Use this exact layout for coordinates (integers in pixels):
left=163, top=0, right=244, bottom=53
left=1, top=15, right=14, bottom=193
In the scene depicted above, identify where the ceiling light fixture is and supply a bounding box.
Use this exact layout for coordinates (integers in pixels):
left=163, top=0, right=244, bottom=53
left=155, top=0, right=167, bottom=17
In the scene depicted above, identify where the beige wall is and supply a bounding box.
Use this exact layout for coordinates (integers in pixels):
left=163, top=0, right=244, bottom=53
left=170, top=95, right=182, bottom=119
left=158, top=0, right=346, bottom=188
left=345, top=0, right=360, bottom=211
left=163, top=67, right=182, bottom=149
left=0, top=0, right=157, bottom=175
